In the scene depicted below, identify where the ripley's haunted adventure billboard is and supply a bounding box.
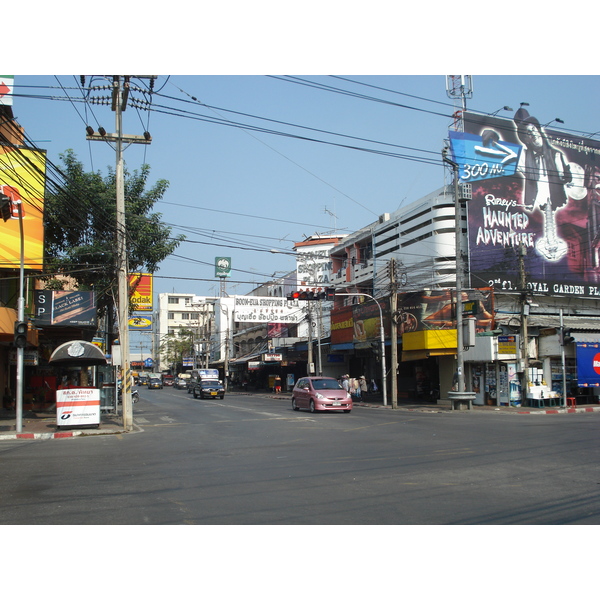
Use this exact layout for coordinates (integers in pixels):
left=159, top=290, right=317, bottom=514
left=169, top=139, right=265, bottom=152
left=449, top=110, right=600, bottom=299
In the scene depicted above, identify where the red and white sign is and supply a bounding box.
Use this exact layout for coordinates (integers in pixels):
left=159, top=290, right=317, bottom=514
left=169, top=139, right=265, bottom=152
left=56, top=388, right=100, bottom=427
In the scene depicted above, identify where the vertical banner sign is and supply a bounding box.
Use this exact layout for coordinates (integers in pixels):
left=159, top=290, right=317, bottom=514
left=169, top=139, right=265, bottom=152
left=129, top=273, right=153, bottom=311
left=452, top=111, right=600, bottom=299
left=0, top=149, right=46, bottom=269
left=56, top=388, right=101, bottom=426
left=215, top=257, right=232, bottom=278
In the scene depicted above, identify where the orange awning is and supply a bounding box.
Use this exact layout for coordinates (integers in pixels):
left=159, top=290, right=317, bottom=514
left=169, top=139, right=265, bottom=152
left=0, top=307, right=38, bottom=346
left=0, top=307, right=17, bottom=340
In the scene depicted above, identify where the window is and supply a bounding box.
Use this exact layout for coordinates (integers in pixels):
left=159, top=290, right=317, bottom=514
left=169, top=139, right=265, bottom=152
left=168, top=312, right=175, bottom=320
left=168, top=296, right=179, bottom=304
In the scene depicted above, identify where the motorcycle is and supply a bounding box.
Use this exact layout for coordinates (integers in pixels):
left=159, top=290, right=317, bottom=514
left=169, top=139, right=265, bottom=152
left=117, top=384, right=139, bottom=403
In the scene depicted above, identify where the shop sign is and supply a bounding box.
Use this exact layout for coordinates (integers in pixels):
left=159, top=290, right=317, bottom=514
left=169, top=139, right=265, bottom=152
left=576, top=342, right=600, bottom=387
left=498, top=335, right=518, bottom=356
left=263, top=353, right=282, bottom=362
left=56, top=387, right=100, bottom=427
left=248, top=361, right=261, bottom=370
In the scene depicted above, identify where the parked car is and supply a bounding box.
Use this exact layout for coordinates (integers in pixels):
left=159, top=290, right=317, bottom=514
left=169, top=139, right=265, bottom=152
left=163, top=375, right=174, bottom=386
left=193, top=379, right=225, bottom=399
left=292, top=376, right=352, bottom=413
left=174, top=377, right=188, bottom=390
left=148, top=377, right=163, bottom=390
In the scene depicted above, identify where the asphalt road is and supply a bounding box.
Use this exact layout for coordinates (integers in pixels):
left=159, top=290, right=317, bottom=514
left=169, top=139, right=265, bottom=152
left=1, top=387, right=599, bottom=525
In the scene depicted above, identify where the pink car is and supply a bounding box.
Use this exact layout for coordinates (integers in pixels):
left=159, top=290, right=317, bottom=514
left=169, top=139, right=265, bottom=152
left=292, top=377, right=353, bottom=413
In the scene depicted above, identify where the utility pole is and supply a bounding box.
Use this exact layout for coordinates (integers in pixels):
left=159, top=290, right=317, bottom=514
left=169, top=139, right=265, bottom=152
left=519, top=243, right=530, bottom=405
left=307, top=303, right=314, bottom=375
left=86, top=76, right=153, bottom=431
left=442, top=148, right=466, bottom=395
left=389, top=258, right=398, bottom=409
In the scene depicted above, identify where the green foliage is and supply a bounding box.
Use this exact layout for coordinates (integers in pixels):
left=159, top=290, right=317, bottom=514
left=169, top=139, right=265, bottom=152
left=160, top=328, right=196, bottom=368
left=43, top=150, right=185, bottom=318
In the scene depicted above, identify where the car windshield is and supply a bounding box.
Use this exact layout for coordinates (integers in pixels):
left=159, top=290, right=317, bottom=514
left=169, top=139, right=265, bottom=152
left=311, top=379, right=343, bottom=390
left=201, top=381, right=220, bottom=387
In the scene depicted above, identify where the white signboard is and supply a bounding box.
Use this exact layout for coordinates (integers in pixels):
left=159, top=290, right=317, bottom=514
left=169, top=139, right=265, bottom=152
left=56, top=388, right=100, bottom=427
left=234, top=296, right=304, bottom=323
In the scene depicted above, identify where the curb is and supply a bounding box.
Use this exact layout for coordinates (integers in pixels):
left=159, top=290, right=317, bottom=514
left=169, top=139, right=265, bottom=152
left=0, top=428, right=127, bottom=441
left=515, top=406, right=600, bottom=415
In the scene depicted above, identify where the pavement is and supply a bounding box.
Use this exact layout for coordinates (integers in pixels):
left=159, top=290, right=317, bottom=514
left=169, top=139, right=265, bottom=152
left=1, top=390, right=599, bottom=441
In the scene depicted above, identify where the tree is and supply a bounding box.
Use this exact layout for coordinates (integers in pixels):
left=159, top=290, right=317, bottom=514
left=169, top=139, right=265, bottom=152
left=159, top=328, right=196, bottom=372
left=43, top=150, right=185, bottom=321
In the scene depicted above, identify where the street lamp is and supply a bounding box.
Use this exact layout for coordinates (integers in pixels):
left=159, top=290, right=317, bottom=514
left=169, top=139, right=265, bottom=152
left=335, top=293, right=387, bottom=407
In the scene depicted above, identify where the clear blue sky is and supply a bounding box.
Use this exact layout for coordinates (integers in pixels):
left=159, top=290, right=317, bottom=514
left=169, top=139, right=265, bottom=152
left=11, top=73, right=599, bottom=299
left=9, top=7, right=600, bottom=303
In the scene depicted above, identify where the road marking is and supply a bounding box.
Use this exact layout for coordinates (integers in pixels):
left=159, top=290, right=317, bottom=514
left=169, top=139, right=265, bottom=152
left=344, top=420, right=415, bottom=432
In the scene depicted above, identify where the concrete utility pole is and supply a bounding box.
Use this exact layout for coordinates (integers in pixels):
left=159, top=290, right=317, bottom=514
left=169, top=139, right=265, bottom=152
left=519, top=243, right=530, bottom=406
left=86, top=76, right=152, bottom=431
left=389, top=258, right=398, bottom=409
left=442, top=149, right=466, bottom=394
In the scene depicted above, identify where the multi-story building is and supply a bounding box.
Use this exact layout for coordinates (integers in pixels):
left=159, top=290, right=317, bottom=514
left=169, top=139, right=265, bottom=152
left=155, top=293, right=217, bottom=373
left=328, top=110, right=600, bottom=408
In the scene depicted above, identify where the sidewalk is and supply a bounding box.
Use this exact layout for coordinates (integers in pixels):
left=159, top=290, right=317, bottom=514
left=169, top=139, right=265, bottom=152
left=0, top=408, right=127, bottom=440
left=261, top=390, right=600, bottom=416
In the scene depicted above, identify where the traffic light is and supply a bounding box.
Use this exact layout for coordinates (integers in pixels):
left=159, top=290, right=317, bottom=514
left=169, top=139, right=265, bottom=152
left=14, top=321, right=28, bottom=348
left=0, top=193, right=11, bottom=222
left=562, top=329, right=575, bottom=345
left=370, top=341, right=381, bottom=360
left=286, top=288, right=335, bottom=301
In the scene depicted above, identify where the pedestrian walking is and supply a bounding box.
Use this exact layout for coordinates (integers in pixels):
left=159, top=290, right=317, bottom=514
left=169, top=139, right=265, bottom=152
left=352, top=377, right=361, bottom=399
left=359, top=375, right=368, bottom=397
left=341, top=374, right=350, bottom=392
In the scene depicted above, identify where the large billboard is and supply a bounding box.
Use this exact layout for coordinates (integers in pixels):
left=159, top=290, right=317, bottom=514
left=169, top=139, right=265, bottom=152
left=396, top=288, right=494, bottom=333
left=450, top=111, right=600, bottom=298
left=330, top=298, right=390, bottom=345
left=0, top=148, right=46, bottom=269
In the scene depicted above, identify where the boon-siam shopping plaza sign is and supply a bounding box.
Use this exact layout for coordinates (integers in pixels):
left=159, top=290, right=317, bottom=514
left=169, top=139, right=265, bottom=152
left=449, top=111, right=600, bottom=299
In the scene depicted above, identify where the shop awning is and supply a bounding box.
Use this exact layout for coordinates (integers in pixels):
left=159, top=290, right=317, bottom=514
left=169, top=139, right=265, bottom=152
left=495, top=314, right=600, bottom=330
left=0, top=307, right=38, bottom=346
left=230, top=352, right=262, bottom=365
left=0, top=307, right=17, bottom=338
left=49, top=340, right=107, bottom=366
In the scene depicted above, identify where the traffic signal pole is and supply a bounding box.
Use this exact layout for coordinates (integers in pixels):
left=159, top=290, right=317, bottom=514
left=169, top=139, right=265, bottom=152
left=15, top=201, right=25, bottom=433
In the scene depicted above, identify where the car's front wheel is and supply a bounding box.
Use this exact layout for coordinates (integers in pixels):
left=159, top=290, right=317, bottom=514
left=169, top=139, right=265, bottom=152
left=292, top=397, right=299, bottom=411
left=309, top=400, right=316, bottom=413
